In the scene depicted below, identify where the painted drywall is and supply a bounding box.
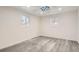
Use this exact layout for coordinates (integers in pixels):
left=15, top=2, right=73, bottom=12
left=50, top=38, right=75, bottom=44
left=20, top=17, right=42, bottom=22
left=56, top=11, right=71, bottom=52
left=40, top=10, right=77, bottom=41
left=77, top=9, right=79, bottom=42
left=0, top=7, right=78, bottom=49
left=0, top=7, right=40, bottom=49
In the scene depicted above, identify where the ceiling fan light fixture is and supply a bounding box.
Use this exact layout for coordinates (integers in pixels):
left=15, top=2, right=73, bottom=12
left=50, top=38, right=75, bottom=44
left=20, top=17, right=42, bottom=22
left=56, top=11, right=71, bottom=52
left=40, top=6, right=50, bottom=12
left=40, top=6, right=50, bottom=15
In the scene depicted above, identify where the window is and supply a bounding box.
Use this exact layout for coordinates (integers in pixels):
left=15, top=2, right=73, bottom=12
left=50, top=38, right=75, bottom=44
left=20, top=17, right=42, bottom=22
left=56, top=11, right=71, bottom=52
left=21, top=16, right=29, bottom=24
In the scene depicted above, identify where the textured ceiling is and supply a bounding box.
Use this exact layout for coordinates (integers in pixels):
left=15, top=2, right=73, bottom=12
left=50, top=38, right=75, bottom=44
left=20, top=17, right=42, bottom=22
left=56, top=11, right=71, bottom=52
left=15, top=6, right=78, bottom=16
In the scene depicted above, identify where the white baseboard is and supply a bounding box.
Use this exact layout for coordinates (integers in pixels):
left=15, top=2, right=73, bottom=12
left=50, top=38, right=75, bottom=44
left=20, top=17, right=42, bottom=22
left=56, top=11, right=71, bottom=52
left=1, top=35, right=78, bottom=50
left=77, top=40, right=79, bottom=44
left=41, top=35, right=78, bottom=42
left=0, top=35, right=40, bottom=50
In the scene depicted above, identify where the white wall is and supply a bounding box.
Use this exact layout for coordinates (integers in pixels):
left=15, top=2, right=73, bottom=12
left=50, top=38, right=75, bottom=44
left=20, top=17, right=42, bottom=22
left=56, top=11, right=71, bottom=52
left=0, top=7, right=40, bottom=49
left=77, top=9, right=79, bottom=42
left=40, top=11, right=77, bottom=41
left=0, top=7, right=78, bottom=49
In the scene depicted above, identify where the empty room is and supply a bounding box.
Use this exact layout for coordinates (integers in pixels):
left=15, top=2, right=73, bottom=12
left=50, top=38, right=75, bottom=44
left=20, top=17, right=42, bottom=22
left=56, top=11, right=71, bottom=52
left=0, top=6, right=79, bottom=52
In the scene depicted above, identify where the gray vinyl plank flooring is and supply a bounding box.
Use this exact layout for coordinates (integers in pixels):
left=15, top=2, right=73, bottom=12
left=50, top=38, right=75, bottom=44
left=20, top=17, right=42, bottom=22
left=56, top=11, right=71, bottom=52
left=0, top=36, right=79, bottom=52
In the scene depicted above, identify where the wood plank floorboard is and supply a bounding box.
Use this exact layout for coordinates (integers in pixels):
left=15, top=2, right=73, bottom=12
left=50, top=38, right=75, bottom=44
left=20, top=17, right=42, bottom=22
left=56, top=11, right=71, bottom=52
left=0, top=36, right=79, bottom=52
